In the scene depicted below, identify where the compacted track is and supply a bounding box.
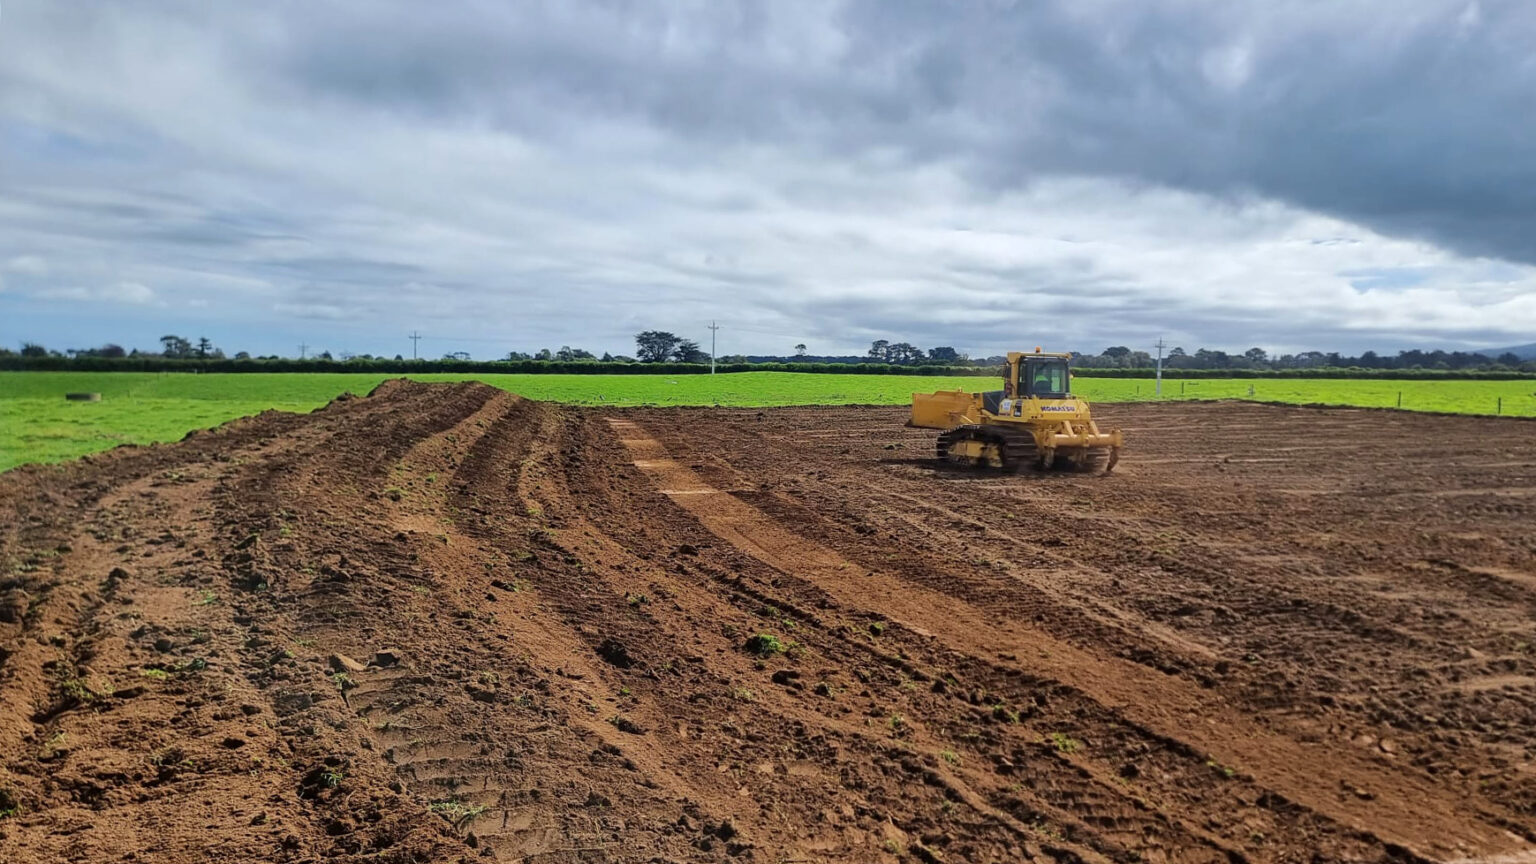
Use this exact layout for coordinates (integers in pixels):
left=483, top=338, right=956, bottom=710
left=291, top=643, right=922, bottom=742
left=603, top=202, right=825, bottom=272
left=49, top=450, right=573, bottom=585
left=2, top=382, right=1533, bottom=863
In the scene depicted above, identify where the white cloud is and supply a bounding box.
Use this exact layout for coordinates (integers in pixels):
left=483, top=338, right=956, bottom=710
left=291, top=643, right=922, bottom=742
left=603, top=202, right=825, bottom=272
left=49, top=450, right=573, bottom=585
left=32, top=282, right=158, bottom=305
left=6, top=255, right=48, bottom=275
left=274, top=302, right=348, bottom=320
left=107, top=281, right=156, bottom=304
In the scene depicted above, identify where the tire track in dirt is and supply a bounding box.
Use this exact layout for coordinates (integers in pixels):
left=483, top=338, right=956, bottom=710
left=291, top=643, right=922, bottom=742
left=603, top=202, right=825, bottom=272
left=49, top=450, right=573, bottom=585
left=633, top=402, right=1536, bottom=836
left=608, top=414, right=1532, bottom=862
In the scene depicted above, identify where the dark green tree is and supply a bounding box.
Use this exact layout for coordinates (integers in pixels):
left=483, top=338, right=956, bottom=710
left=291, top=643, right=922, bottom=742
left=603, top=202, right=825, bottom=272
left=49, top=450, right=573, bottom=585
left=635, top=331, right=682, bottom=363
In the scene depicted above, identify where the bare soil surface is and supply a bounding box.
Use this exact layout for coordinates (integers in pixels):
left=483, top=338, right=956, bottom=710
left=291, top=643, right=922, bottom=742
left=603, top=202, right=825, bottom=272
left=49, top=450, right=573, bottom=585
left=2, top=381, right=1533, bottom=863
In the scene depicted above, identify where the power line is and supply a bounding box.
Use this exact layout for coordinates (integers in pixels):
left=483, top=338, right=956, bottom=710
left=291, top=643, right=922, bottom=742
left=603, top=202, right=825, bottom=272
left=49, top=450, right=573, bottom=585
left=708, top=321, right=721, bottom=374
left=298, top=342, right=308, bottom=360
left=1154, top=337, right=1166, bottom=396
left=409, top=331, right=421, bottom=360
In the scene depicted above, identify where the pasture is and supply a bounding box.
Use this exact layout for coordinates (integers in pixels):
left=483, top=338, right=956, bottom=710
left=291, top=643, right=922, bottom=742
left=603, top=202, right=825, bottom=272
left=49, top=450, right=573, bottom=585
left=2, top=370, right=1533, bottom=471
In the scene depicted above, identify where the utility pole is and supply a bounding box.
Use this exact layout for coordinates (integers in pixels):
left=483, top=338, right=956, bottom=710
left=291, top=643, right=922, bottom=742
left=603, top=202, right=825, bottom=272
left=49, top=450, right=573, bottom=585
left=298, top=342, right=308, bottom=360
left=409, top=331, right=421, bottom=360
left=1154, top=337, right=1166, bottom=396
left=708, top=321, right=720, bottom=374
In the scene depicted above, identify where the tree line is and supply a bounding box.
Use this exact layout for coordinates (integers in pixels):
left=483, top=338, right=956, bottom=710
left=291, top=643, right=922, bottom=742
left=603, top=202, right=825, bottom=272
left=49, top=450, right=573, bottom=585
left=6, top=332, right=1533, bottom=374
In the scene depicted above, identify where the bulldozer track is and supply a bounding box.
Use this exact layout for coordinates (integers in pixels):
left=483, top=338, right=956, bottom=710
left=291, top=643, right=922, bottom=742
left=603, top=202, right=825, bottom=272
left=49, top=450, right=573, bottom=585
left=937, top=424, right=1038, bottom=470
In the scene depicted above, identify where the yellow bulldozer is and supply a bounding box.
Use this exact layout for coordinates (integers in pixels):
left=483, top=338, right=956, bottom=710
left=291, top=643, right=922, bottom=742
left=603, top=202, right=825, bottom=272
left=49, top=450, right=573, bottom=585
left=909, top=349, right=1122, bottom=473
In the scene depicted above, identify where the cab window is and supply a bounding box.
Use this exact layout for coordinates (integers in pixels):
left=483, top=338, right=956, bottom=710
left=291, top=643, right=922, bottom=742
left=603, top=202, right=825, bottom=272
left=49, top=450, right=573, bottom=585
left=1024, top=361, right=1069, bottom=397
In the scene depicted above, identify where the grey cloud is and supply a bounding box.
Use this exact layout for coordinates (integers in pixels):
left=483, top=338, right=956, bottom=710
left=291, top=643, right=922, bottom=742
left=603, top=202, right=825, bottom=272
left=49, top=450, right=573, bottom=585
left=1, top=1, right=1534, bottom=358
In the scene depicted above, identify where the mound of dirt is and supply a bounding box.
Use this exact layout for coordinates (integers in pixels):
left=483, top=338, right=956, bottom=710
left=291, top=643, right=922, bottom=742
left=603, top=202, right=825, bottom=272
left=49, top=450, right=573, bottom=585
left=2, top=382, right=1533, bottom=863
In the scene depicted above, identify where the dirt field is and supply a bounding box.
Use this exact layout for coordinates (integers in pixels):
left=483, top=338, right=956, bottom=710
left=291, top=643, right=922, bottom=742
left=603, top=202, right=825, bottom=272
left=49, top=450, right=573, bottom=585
left=2, top=381, right=1534, bottom=864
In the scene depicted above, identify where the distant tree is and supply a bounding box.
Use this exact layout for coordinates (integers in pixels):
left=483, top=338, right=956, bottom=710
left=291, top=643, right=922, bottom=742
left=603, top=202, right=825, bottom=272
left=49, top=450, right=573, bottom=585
left=160, top=335, right=192, bottom=358
left=887, top=342, right=923, bottom=364
left=20, top=342, right=48, bottom=357
left=600, top=352, right=614, bottom=362
left=317, top=350, right=334, bottom=361
left=532, top=348, right=553, bottom=361
left=556, top=346, right=596, bottom=361
left=505, top=350, right=532, bottom=361
left=794, top=343, right=808, bottom=357
left=609, top=354, right=637, bottom=363
left=442, top=351, right=470, bottom=361
left=635, top=331, right=682, bottom=363
left=234, top=351, right=251, bottom=360
left=673, top=339, right=708, bottom=363
left=1102, top=346, right=1131, bottom=359
left=867, top=339, right=891, bottom=362
left=195, top=337, right=214, bottom=359
left=1498, top=352, right=1522, bottom=366
left=393, top=354, right=405, bottom=361
left=927, top=346, right=960, bottom=363
left=1243, top=347, right=1268, bottom=365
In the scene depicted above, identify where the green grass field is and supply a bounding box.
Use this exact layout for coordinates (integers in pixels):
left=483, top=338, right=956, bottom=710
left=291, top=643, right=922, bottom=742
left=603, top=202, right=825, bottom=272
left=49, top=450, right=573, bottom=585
left=3, top=371, right=1533, bottom=472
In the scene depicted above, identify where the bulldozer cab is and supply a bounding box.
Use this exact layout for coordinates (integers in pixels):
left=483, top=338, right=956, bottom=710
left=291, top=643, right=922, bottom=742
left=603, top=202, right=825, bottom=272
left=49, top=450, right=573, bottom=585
left=1009, top=353, right=1071, bottom=399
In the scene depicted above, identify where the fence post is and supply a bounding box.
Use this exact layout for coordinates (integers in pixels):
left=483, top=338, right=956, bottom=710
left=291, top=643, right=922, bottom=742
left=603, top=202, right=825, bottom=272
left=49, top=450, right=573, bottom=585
left=1497, top=396, right=1502, bottom=415
left=1396, top=391, right=1402, bottom=408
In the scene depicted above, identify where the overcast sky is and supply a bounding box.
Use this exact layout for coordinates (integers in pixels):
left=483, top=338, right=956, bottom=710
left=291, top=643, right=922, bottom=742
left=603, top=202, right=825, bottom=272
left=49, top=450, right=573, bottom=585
left=2, top=1, right=1534, bottom=360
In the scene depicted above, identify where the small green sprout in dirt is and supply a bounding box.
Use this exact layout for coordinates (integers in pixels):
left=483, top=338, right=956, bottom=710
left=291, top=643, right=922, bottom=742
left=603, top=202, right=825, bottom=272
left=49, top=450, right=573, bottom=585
left=320, top=769, right=344, bottom=789
left=385, top=487, right=404, bottom=501
left=991, top=704, right=1020, bottom=724
left=743, top=633, right=785, bottom=657
left=618, top=686, right=631, bottom=697
left=1031, top=819, right=1063, bottom=841
left=1206, top=759, right=1237, bottom=779
left=0, top=787, right=19, bottom=819
left=141, top=668, right=170, bottom=680
left=524, top=503, right=541, bottom=517
left=428, top=798, right=486, bottom=826
left=888, top=713, right=907, bottom=733
left=883, top=838, right=904, bottom=855
left=940, top=799, right=956, bottom=814
left=732, top=687, right=756, bottom=702
left=478, top=670, right=500, bottom=688
left=40, top=732, right=67, bottom=758
left=334, top=673, right=357, bottom=692
left=939, top=749, right=961, bottom=766
left=195, top=589, right=220, bottom=606
left=626, top=593, right=649, bottom=607
left=411, top=585, right=432, bottom=595
left=61, top=678, right=99, bottom=704
left=149, top=746, right=190, bottom=769
left=869, top=621, right=886, bottom=637
left=1048, top=732, right=1081, bottom=753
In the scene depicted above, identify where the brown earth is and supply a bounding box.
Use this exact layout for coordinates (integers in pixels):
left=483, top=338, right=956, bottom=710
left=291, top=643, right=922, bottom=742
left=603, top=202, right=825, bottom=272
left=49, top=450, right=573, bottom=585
left=1, top=380, right=1534, bottom=864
